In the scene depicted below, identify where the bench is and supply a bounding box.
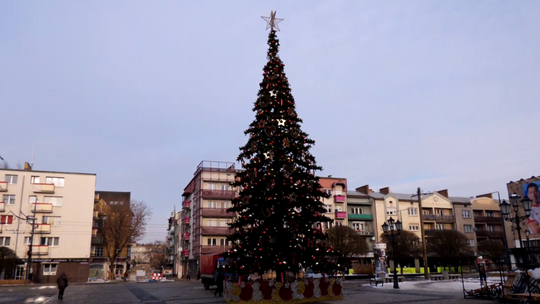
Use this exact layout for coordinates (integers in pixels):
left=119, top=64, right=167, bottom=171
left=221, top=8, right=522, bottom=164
left=385, top=276, right=404, bottom=283
left=430, top=275, right=444, bottom=281
left=449, top=274, right=461, bottom=280
left=369, top=274, right=385, bottom=287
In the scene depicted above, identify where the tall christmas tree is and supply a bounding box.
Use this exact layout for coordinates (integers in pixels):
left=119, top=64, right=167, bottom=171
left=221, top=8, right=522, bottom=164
left=225, top=11, right=341, bottom=279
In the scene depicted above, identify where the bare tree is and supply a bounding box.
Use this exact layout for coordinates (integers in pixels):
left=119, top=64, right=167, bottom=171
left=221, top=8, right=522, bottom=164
left=98, top=200, right=152, bottom=279
left=326, top=225, right=369, bottom=257
left=0, top=247, right=20, bottom=279
left=477, top=239, right=507, bottom=265
left=148, top=241, right=169, bottom=271
left=427, top=229, right=474, bottom=271
left=381, top=230, right=422, bottom=274
left=0, top=159, right=10, bottom=169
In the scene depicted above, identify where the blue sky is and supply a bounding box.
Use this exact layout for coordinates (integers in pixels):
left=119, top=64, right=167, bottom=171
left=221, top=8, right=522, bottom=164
left=1, top=1, right=539, bottom=243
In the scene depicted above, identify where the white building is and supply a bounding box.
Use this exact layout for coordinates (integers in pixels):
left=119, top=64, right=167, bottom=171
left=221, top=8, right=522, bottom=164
left=0, top=165, right=96, bottom=283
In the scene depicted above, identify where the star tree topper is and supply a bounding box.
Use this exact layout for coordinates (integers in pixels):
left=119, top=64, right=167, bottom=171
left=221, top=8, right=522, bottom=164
left=261, top=10, right=284, bottom=31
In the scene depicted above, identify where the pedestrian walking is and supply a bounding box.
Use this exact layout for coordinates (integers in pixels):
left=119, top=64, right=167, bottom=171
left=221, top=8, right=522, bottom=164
left=56, top=273, right=68, bottom=300
left=478, top=263, right=487, bottom=287
left=214, top=268, right=224, bottom=297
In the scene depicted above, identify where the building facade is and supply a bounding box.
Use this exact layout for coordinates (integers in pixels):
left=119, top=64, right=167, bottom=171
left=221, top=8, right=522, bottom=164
left=0, top=166, right=96, bottom=283
left=180, top=161, right=237, bottom=279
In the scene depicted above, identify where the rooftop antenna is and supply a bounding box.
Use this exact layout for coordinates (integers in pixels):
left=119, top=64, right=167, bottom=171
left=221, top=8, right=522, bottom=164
left=31, top=144, right=35, bottom=168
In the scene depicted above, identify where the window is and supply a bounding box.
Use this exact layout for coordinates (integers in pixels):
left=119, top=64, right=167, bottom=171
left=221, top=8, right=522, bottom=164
left=336, top=206, right=343, bottom=212
left=29, top=195, right=38, bottom=204
left=409, top=225, right=419, bottom=231
left=44, top=196, right=63, bottom=207
left=31, top=176, right=40, bottom=184
left=207, top=201, right=218, bottom=208
left=334, top=189, right=343, bottom=196
left=45, top=177, right=64, bottom=187
left=487, top=225, right=496, bottom=232
left=24, top=237, right=32, bottom=245
left=40, top=237, right=59, bottom=246
left=220, top=184, right=230, bottom=191
left=207, top=219, right=218, bottom=226
left=43, top=216, right=61, bottom=226
left=325, top=205, right=332, bottom=213
left=486, top=211, right=494, bottom=217
left=408, top=208, right=418, bottom=216
left=222, top=201, right=231, bottom=209
left=467, top=239, right=475, bottom=247
left=324, top=189, right=332, bottom=196
left=464, top=224, right=473, bottom=233
left=2, top=194, right=15, bottom=205
left=0, top=237, right=10, bottom=246
left=0, top=215, right=13, bottom=225
left=207, top=238, right=217, bottom=246
left=43, top=263, right=58, bottom=275
left=386, top=210, right=396, bottom=216
left=352, top=222, right=364, bottom=231
left=5, top=175, right=18, bottom=184
left=435, top=209, right=444, bottom=215
left=351, top=207, right=363, bottom=214
left=93, top=246, right=104, bottom=256
left=462, top=210, right=471, bottom=218
left=436, top=224, right=445, bottom=230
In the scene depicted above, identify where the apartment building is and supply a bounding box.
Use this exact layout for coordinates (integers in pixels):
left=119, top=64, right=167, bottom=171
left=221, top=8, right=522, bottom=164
left=0, top=166, right=96, bottom=283
left=166, top=208, right=182, bottom=277
left=319, top=177, right=347, bottom=229
left=180, top=161, right=236, bottom=279
left=346, top=186, right=375, bottom=259
left=91, top=191, right=131, bottom=280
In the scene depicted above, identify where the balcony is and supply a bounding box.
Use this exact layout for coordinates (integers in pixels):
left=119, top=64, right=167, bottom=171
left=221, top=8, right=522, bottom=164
left=200, top=245, right=231, bottom=255
left=201, top=208, right=235, bottom=217
left=182, top=250, right=189, bottom=256
left=35, top=224, right=51, bottom=234
left=348, top=214, right=373, bottom=220
left=423, top=214, right=455, bottom=222
left=32, top=203, right=53, bottom=213
left=201, top=189, right=236, bottom=199
left=334, top=195, right=346, bottom=203
left=33, top=183, right=55, bottom=193
left=474, top=216, right=503, bottom=223
left=201, top=226, right=231, bottom=235
left=183, top=232, right=190, bottom=240
left=475, top=230, right=504, bottom=238
left=356, top=230, right=373, bottom=236
left=0, top=202, right=4, bottom=212
left=0, top=181, right=7, bottom=192
left=30, top=245, right=49, bottom=255
left=182, top=217, right=190, bottom=224
left=335, top=211, right=347, bottom=219
left=183, top=200, right=191, bottom=209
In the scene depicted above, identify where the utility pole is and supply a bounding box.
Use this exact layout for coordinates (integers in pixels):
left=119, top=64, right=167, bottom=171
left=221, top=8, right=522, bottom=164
left=414, top=187, right=430, bottom=280
left=26, top=197, right=38, bottom=282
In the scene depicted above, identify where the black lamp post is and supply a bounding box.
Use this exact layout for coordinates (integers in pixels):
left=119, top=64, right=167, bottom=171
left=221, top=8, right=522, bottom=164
left=382, top=217, right=402, bottom=289
left=500, top=192, right=532, bottom=249
left=500, top=192, right=533, bottom=299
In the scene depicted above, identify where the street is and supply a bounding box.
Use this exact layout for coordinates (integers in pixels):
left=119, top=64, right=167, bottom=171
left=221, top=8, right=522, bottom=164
left=0, top=278, right=486, bottom=304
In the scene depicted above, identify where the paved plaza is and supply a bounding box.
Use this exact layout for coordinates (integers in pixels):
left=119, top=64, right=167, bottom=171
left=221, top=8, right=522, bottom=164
left=0, top=277, right=496, bottom=304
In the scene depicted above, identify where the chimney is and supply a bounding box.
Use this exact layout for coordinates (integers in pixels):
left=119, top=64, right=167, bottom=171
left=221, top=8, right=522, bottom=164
left=380, top=187, right=390, bottom=195
left=356, top=185, right=370, bottom=194
left=437, top=189, right=449, bottom=198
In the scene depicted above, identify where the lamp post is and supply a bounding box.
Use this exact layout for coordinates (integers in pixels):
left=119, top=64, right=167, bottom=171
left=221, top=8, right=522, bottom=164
left=500, top=192, right=532, bottom=249
left=500, top=192, right=533, bottom=300
left=382, top=217, right=402, bottom=289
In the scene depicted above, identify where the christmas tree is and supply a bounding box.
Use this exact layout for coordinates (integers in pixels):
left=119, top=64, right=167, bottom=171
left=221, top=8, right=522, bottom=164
left=225, top=11, right=341, bottom=280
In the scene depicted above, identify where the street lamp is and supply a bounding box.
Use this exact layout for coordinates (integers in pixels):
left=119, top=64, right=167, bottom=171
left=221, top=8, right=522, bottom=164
left=500, top=192, right=533, bottom=300
left=382, top=217, right=402, bottom=289
left=500, top=192, right=532, bottom=249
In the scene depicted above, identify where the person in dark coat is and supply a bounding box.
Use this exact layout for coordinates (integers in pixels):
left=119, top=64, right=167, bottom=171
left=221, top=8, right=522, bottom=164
left=56, top=273, right=68, bottom=300
left=214, top=268, right=224, bottom=297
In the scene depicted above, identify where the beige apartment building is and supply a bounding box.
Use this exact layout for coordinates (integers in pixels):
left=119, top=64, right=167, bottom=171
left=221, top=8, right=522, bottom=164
left=0, top=166, right=96, bottom=283
left=180, top=161, right=236, bottom=279
left=319, top=177, right=348, bottom=229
